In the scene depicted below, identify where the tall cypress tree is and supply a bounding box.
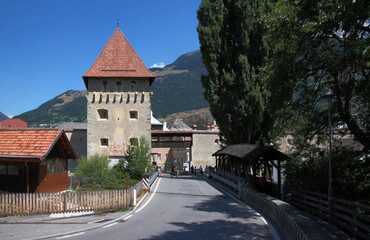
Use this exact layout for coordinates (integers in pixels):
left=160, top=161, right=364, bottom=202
left=197, top=0, right=277, bottom=145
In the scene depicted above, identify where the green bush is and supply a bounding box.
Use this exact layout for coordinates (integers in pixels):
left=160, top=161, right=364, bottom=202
left=74, top=137, right=152, bottom=189
left=74, top=154, right=122, bottom=189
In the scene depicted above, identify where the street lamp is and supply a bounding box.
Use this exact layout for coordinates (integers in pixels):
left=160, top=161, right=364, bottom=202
left=325, top=89, right=334, bottom=225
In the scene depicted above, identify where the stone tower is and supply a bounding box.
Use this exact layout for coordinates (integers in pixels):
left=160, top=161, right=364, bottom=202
left=82, top=28, right=156, bottom=163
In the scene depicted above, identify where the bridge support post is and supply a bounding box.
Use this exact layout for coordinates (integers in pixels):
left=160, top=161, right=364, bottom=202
left=238, top=178, right=242, bottom=199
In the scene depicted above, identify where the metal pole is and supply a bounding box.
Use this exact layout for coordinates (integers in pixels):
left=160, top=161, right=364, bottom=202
left=328, top=95, right=334, bottom=225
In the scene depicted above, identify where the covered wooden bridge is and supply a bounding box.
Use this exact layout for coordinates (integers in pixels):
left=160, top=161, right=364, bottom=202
left=212, top=144, right=288, bottom=198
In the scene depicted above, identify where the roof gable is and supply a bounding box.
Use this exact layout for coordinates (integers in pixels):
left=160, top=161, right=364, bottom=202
left=0, top=129, right=76, bottom=161
left=169, top=118, right=193, bottom=131
left=82, top=28, right=156, bottom=87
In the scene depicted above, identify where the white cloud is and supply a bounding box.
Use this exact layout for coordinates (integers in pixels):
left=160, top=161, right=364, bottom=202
left=150, top=62, right=165, bottom=68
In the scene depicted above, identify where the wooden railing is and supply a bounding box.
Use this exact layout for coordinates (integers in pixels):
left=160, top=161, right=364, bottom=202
left=284, top=186, right=370, bottom=239
left=0, top=189, right=131, bottom=217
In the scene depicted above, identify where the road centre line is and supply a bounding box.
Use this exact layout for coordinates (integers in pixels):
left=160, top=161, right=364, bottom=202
left=102, top=222, right=117, bottom=228
left=56, top=232, right=85, bottom=239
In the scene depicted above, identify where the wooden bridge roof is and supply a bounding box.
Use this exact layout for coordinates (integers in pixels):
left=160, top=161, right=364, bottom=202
left=212, top=144, right=287, bottom=161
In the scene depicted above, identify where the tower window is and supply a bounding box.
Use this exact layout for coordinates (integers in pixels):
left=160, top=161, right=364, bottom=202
left=98, top=109, right=108, bottom=120
left=103, top=81, right=108, bottom=90
left=129, top=111, right=138, bottom=119
left=131, top=81, right=135, bottom=91
left=100, top=138, right=109, bottom=147
left=116, top=81, right=121, bottom=85
left=130, top=138, right=138, bottom=145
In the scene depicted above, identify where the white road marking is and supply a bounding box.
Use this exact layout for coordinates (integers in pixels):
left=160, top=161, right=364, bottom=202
left=124, top=214, right=133, bottom=220
left=56, top=232, right=85, bottom=239
left=102, top=222, right=117, bottom=228
left=135, top=177, right=162, bottom=213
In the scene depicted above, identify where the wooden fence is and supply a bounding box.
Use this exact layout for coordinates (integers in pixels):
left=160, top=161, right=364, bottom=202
left=0, top=190, right=130, bottom=217
left=284, top=186, right=370, bottom=239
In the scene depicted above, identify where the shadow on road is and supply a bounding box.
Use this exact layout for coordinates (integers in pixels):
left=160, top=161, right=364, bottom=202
left=141, top=219, right=272, bottom=240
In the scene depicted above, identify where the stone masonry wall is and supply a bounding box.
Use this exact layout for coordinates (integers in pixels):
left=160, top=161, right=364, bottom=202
left=191, top=132, right=220, bottom=169
left=86, top=78, right=152, bottom=159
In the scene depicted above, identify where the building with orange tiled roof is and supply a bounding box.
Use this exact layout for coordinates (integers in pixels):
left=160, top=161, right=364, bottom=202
left=0, top=129, right=76, bottom=193
left=0, top=119, right=28, bottom=128
left=83, top=27, right=156, bottom=163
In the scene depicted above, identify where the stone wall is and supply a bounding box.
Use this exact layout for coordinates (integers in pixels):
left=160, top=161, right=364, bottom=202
left=240, top=187, right=347, bottom=240
left=191, top=132, right=220, bottom=169
left=86, top=77, right=152, bottom=160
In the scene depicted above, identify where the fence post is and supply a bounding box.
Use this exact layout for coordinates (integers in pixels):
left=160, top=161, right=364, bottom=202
left=63, top=192, right=67, bottom=212
left=133, top=187, right=136, bottom=206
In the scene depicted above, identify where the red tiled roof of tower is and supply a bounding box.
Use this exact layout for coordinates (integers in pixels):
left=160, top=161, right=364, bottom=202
left=0, top=129, right=76, bottom=160
left=82, top=28, right=156, bottom=87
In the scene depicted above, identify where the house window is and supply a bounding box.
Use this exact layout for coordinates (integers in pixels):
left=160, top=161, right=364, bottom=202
left=0, top=165, right=5, bottom=175
left=55, top=159, right=61, bottom=173
left=157, top=153, right=161, bottom=161
left=8, top=165, right=18, bottom=175
left=101, top=138, right=109, bottom=147
left=47, top=160, right=53, bottom=175
left=98, top=109, right=108, bottom=120
left=61, top=159, right=66, bottom=172
left=129, top=111, right=138, bottom=120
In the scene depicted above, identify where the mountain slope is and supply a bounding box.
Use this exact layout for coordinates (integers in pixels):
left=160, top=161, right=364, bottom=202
left=13, top=50, right=210, bottom=125
left=159, top=107, right=214, bottom=130
left=14, top=90, right=87, bottom=125
left=150, top=50, right=209, bottom=118
left=0, top=112, right=9, bottom=121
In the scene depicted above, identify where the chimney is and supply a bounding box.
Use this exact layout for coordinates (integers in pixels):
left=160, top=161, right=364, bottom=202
left=193, top=124, right=197, bottom=130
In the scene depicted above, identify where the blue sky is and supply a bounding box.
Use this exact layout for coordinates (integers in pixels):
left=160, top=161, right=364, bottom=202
left=0, top=0, right=201, bottom=117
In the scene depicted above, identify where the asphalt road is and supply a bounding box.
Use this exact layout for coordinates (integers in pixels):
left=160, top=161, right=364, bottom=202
left=0, top=175, right=278, bottom=240
left=70, top=176, right=276, bottom=240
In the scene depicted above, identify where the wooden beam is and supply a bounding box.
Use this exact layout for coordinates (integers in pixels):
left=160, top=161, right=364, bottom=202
left=26, top=163, right=29, bottom=194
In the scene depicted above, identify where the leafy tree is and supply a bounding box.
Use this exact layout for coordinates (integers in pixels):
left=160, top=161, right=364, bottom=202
left=114, top=136, right=151, bottom=180
left=74, top=154, right=119, bottom=189
left=266, top=0, right=369, bottom=151
left=197, top=0, right=289, bottom=145
left=284, top=146, right=370, bottom=205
